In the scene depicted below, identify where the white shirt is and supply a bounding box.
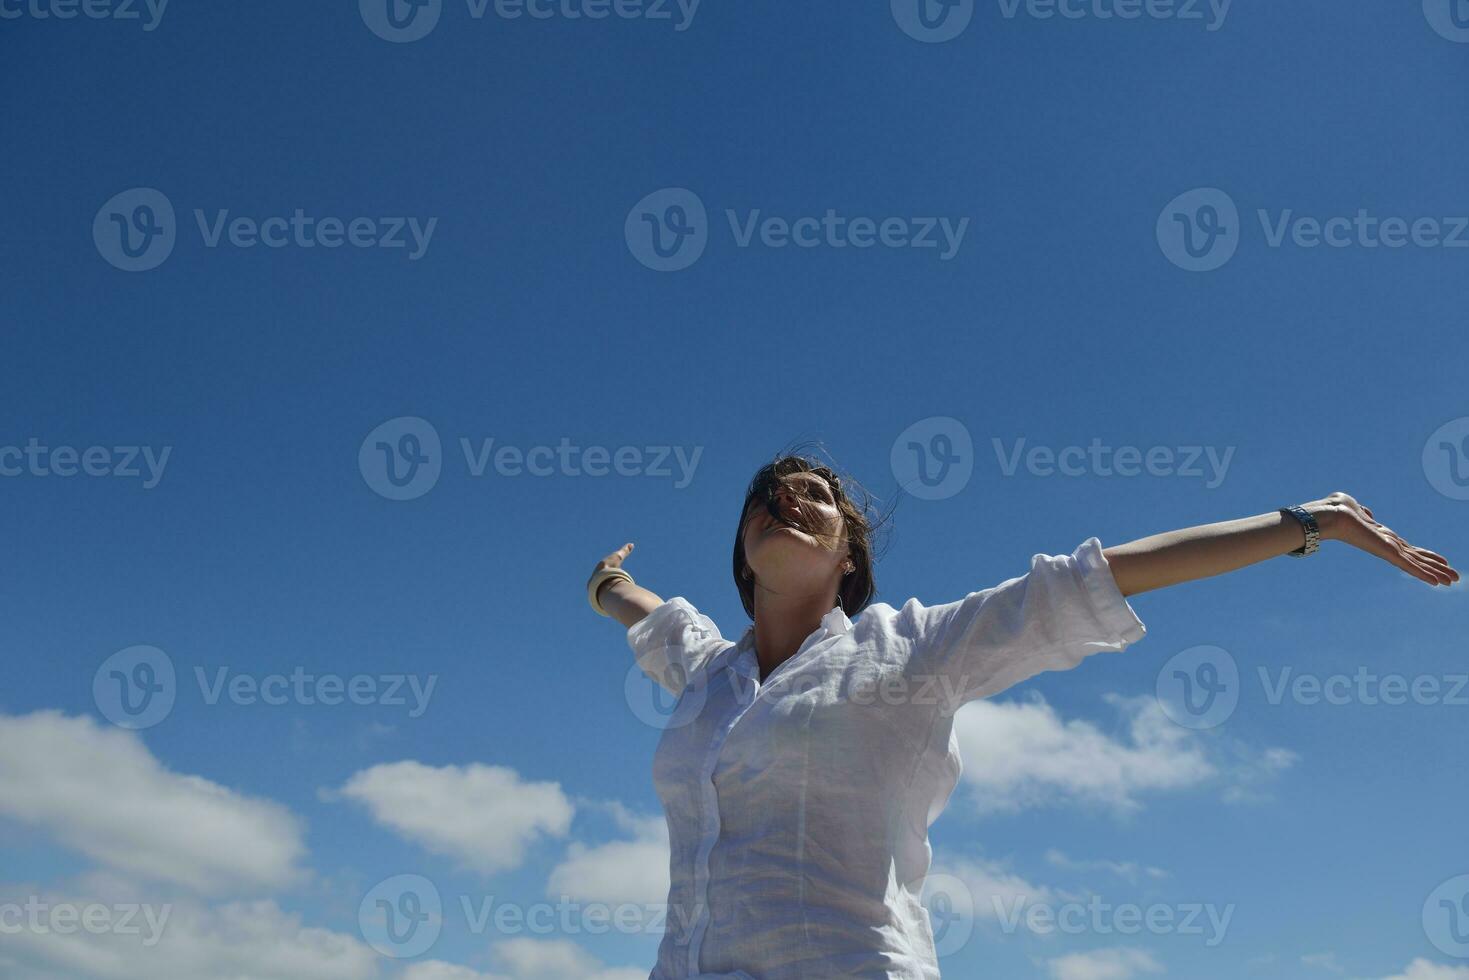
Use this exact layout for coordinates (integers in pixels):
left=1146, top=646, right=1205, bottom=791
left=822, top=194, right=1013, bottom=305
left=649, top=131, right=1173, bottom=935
left=627, top=537, right=1147, bottom=980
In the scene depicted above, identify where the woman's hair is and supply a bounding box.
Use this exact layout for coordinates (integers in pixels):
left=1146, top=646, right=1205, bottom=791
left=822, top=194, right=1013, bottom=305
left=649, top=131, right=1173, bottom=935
left=731, top=445, right=893, bottom=619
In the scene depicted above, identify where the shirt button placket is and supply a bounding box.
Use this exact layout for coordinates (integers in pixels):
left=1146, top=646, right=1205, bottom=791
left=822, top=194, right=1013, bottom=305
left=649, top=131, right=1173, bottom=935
left=686, top=669, right=757, bottom=974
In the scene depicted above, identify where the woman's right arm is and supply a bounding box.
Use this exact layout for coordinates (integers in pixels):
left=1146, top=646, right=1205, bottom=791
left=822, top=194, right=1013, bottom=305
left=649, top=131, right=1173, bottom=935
left=590, top=543, right=665, bottom=629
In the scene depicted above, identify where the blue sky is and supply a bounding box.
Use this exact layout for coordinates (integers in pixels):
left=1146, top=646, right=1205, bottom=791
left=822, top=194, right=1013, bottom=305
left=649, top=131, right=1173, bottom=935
left=3, top=1, right=1469, bottom=978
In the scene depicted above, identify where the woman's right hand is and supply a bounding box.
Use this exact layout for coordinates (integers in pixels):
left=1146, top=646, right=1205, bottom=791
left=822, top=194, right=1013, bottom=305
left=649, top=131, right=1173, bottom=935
left=590, top=542, right=635, bottom=600
left=588, top=542, right=664, bottom=627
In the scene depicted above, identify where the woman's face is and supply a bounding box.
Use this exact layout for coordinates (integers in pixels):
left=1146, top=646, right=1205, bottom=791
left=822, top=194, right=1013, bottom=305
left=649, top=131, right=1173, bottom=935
left=740, top=470, right=849, bottom=597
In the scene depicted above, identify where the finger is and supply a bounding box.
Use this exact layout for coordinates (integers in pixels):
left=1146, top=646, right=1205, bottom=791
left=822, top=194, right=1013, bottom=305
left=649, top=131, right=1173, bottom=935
left=1381, top=530, right=1456, bottom=575
left=1356, top=522, right=1456, bottom=585
left=1411, top=548, right=1461, bottom=582
left=1402, top=553, right=1446, bottom=585
left=1409, top=547, right=1453, bottom=571
left=1400, top=547, right=1453, bottom=585
left=1385, top=535, right=1454, bottom=582
left=1360, top=530, right=1440, bottom=585
left=1410, top=545, right=1452, bottom=565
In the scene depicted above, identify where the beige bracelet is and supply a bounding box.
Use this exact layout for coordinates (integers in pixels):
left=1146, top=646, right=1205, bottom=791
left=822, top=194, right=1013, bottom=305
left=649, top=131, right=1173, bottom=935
left=588, top=567, right=634, bottom=616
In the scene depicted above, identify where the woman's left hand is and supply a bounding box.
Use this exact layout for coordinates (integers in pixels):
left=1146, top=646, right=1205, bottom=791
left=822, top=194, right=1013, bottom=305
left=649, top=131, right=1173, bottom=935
left=1310, top=491, right=1460, bottom=587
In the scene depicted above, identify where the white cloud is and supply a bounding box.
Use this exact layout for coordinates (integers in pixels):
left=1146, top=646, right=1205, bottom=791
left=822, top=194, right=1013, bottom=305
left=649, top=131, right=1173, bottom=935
left=1378, top=961, right=1469, bottom=980
left=493, top=938, right=646, bottom=980
left=403, top=938, right=646, bottom=980
left=0, top=711, right=306, bottom=894
left=1045, top=947, right=1163, bottom=980
left=1221, top=745, right=1301, bottom=805
left=951, top=694, right=1294, bottom=815
left=1301, top=950, right=1344, bottom=972
left=402, top=964, right=507, bottom=980
left=1043, top=850, right=1168, bottom=884
left=547, top=803, right=668, bottom=906
left=0, top=879, right=378, bottom=980
left=935, top=853, right=1057, bottom=924
left=336, top=761, right=573, bottom=875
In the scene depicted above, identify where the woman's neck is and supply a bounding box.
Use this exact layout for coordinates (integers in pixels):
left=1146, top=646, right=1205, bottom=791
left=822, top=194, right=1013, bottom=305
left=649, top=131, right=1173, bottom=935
left=750, top=586, right=837, bottom=682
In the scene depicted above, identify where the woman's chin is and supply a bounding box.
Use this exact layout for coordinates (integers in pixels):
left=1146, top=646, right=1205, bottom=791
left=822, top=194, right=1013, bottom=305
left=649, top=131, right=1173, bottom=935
left=749, top=535, right=840, bottom=577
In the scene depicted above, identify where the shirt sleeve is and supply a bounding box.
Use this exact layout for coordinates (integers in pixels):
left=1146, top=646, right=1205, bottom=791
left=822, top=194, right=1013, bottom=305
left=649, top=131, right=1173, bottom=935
left=625, top=597, right=729, bottom=697
left=902, top=537, right=1146, bottom=707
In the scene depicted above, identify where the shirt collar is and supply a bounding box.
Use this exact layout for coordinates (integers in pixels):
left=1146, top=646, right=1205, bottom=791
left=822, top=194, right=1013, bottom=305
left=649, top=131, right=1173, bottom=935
left=734, top=606, right=852, bottom=679
left=822, top=605, right=853, bottom=636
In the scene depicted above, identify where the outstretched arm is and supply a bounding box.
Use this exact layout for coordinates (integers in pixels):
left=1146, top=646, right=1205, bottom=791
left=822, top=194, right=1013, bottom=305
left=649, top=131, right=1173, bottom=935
left=1102, top=492, right=1459, bottom=598
left=589, top=542, right=666, bottom=629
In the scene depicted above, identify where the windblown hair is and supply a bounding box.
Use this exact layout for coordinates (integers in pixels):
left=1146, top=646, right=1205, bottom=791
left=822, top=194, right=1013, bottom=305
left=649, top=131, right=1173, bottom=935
left=731, top=445, right=893, bottom=620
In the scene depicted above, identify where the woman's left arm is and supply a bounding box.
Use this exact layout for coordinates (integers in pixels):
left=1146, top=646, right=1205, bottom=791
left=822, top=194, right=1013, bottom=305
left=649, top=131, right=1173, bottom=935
left=1102, top=491, right=1460, bottom=597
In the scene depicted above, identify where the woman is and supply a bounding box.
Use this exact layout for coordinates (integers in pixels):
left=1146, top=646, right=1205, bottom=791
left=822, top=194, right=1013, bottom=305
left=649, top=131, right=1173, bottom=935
left=585, top=455, right=1457, bottom=980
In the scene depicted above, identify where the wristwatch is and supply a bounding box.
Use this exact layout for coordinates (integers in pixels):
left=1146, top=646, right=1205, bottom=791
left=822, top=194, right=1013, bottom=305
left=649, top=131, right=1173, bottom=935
left=1280, top=505, right=1320, bottom=557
